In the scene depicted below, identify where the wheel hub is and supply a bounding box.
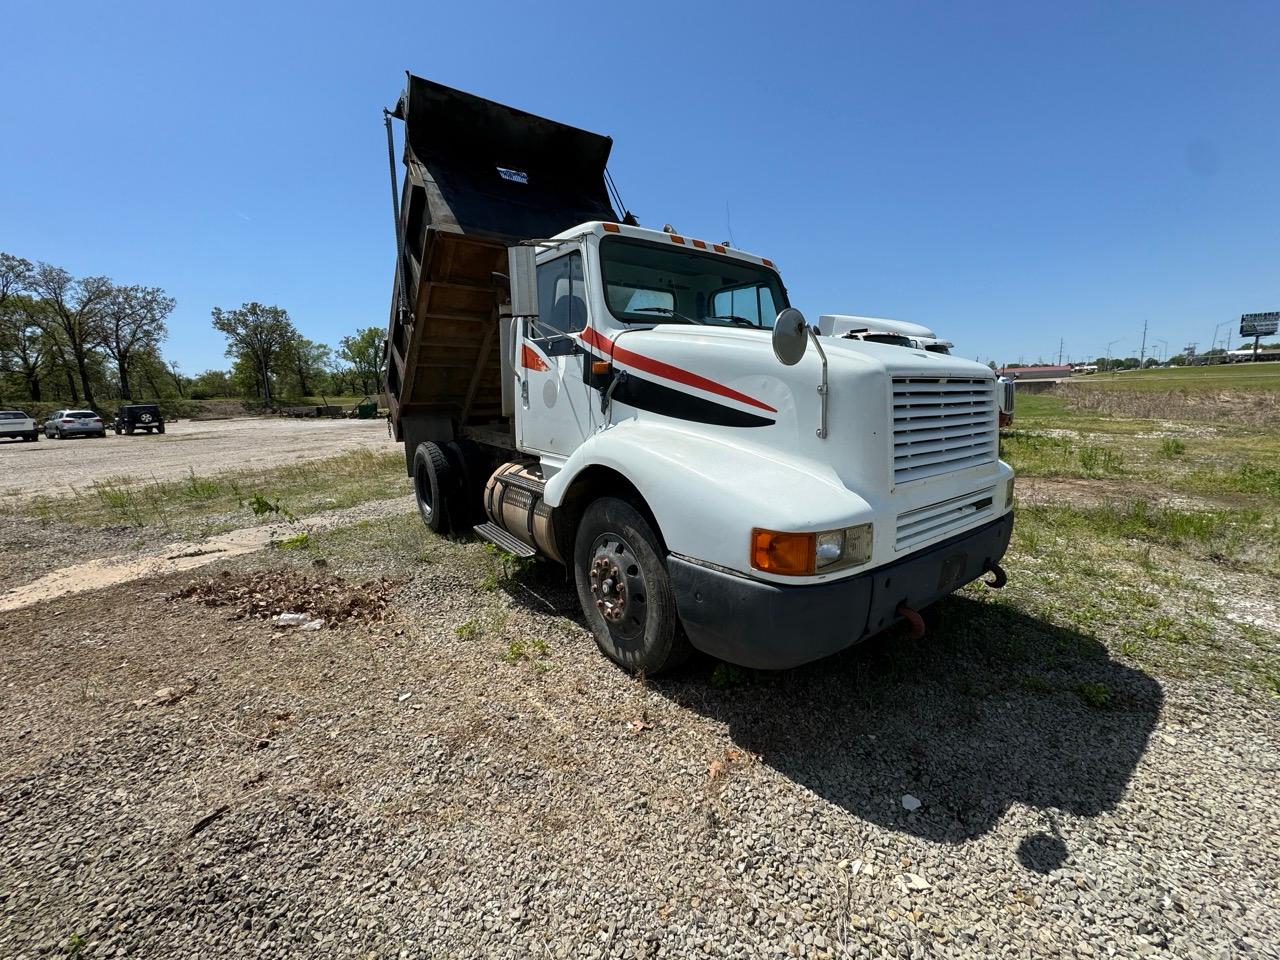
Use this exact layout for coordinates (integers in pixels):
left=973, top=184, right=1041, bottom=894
left=587, top=534, right=648, bottom=641
left=590, top=556, right=628, bottom=622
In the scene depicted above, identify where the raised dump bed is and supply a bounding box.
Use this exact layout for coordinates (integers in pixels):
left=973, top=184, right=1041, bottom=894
left=384, top=74, right=618, bottom=458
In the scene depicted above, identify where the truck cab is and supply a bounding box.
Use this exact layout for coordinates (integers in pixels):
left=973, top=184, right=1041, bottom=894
left=383, top=75, right=1014, bottom=674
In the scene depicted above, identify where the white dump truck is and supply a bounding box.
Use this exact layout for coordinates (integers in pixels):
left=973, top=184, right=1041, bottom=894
left=819, top=315, right=955, bottom=355
left=382, top=75, right=1014, bottom=673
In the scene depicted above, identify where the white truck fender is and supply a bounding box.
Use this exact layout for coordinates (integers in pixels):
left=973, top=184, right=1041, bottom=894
left=542, top=419, right=875, bottom=578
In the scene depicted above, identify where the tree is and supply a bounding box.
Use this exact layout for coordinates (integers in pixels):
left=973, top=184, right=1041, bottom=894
left=210, top=302, right=298, bottom=404
left=284, top=336, right=331, bottom=398
left=101, top=284, right=175, bottom=400
left=29, top=263, right=112, bottom=409
left=339, top=326, right=384, bottom=395
left=0, top=295, right=50, bottom=401
left=166, top=359, right=187, bottom=398
left=0, top=253, right=33, bottom=309
left=189, top=369, right=233, bottom=399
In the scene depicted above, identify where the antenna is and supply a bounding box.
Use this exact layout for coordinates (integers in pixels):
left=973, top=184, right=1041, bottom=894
left=725, top=201, right=736, bottom=247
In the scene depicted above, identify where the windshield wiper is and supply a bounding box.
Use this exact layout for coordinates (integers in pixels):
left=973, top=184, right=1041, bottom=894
left=631, top=306, right=706, bottom=325
left=705, top=314, right=757, bottom=328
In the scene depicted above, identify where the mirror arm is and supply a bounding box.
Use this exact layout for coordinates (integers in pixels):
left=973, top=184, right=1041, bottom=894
left=808, top=327, right=829, bottom=440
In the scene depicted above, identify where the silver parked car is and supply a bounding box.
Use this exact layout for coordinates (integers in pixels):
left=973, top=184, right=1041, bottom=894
left=44, top=409, right=108, bottom=439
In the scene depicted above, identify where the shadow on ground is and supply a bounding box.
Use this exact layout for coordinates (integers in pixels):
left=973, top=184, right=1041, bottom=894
left=659, top=595, right=1163, bottom=871
left=504, top=567, right=1163, bottom=874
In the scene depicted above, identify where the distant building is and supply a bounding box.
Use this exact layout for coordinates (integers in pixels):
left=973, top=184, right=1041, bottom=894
left=998, top=365, right=1073, bottom=381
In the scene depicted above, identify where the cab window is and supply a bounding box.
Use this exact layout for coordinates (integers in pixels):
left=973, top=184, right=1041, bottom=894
left=536, top=252, right=586, bottom=335
left=711, top=284, right=778, bottom=328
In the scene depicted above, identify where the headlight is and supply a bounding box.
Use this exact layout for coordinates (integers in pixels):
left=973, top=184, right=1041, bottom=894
left=816, top=530, right=845, bottom=567
left=842, top=522, right=873, bottom=566
left=751, top=523, right=874, bottom=576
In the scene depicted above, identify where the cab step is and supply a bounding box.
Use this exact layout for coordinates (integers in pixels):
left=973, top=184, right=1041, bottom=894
left=472, top=522, right=536, bottom=558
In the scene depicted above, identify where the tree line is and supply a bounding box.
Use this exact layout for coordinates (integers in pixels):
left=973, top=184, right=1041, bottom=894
left=1, top=251, right=383, bottom=410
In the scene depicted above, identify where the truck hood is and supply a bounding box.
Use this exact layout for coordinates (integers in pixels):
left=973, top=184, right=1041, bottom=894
left=595, top=323, right=1000, bottom=494
left=607, top=324, right=990, bottom=380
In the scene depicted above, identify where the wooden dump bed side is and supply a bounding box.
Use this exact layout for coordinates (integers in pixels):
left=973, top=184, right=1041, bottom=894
left=384, top=74, right=617, bottom=442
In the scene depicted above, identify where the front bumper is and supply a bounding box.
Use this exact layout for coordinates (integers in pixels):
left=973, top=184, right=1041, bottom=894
left=668, top=512, right=1013, bottom=669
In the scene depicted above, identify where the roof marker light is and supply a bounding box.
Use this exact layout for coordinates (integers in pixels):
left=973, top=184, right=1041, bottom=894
left=602, top=222, right=620, bottom=233
left=670, top=235, right=685, bottom=245
left=691, top=239, right=706, bottom=249
left=762, top=258, right=775, bottom=268
left=713, top=243, right=726, bottom=254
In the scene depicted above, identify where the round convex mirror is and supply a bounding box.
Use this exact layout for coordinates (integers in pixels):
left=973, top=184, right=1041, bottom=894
left=772, top=308, right=809, bottom=366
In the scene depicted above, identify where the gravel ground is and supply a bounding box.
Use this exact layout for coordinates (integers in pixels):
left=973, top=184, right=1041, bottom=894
left=1, top=513, right=1277, bottom=959
left=0, top=417, right=394, bottom=501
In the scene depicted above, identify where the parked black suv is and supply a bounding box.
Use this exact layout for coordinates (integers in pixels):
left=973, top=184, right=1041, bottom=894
left=114, top=403, right=166, bottom=435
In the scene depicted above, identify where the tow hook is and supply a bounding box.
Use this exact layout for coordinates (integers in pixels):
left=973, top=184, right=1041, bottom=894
left=984, top=564, right=1008, bottom=589
left=897, top=604, right=926, bottom=640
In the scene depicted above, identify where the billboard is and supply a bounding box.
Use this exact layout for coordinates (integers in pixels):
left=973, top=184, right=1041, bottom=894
left=1241, top=312, right=1279, bottom=337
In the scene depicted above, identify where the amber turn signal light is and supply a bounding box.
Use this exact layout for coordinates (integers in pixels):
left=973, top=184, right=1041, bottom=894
left=591, top=360, right=612, bottom=375
left=750, top=529, right=816, bottom=576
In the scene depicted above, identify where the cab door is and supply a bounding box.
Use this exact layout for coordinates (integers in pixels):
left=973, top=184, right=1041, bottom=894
left=516, top=248, right=595, bottom=460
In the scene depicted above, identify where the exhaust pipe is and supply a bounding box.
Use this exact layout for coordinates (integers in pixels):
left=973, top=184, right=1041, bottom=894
left=897, top=604, right=926, bottom=640
left=984, top=564, right=1008, bottom=589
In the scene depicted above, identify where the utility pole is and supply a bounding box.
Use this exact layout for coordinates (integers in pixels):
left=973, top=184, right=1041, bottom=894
left=1057, top=338, right=1064, bottom=366
left=1107, top=338, right=1123, bottom=371
left=1138, top=318, right=1148, bottom=367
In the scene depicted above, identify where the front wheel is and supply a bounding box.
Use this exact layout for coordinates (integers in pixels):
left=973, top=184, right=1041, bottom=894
left=573, top=497, right=691, bottom=675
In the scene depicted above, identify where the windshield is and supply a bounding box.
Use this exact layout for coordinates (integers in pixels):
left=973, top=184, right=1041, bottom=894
left=599, top=236, right=788, bottom=329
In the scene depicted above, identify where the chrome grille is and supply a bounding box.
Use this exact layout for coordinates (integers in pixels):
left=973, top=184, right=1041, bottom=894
left=896, top=487, right=996, bottom=551
left=892, top=377, right=997, bottom=483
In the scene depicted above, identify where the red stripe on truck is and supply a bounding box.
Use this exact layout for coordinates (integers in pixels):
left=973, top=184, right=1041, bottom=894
left=580, top=327, right=777, bottom=414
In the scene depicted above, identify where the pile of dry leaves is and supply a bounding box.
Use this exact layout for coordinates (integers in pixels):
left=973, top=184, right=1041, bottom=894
left=170, top=568, right=400, bottom=625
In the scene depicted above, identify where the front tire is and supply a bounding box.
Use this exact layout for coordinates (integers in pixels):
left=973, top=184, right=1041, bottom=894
left=573, top=497, right=691, bottom=675
left=413, top=441, right=455, bottom=535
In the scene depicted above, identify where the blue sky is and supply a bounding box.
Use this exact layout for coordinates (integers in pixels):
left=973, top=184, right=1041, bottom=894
left=3, top=1, right=1278, bottom=371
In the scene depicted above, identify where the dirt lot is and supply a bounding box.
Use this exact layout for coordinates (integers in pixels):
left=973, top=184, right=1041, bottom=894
left=0, top=398, right=1277, bottom=959
left=0, top=418, right=395, bottom=501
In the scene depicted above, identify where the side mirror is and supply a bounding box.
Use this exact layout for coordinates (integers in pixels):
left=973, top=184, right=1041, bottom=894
left=772, top=308, right=809, bottom=365
left=507, top=245, right=538, bottom=318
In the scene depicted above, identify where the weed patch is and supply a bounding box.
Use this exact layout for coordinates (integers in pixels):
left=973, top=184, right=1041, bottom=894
left=1075, top=682, right=1112, bottom=709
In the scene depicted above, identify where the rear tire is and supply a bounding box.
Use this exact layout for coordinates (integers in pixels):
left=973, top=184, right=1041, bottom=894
left=573, top=497, right=691, bottom=675
left=413, top=441, right=455, bottom=535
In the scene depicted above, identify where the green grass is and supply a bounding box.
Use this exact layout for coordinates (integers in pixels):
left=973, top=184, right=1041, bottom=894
left=1003, top=500, right=1280, bottom=695
left=6, top=448, right=407, bottom=536
left=1070, top=363, right=1280, bottom=393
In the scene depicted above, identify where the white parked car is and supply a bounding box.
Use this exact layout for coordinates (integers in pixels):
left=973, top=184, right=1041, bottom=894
left=0, top=410, right=40, bottom=442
